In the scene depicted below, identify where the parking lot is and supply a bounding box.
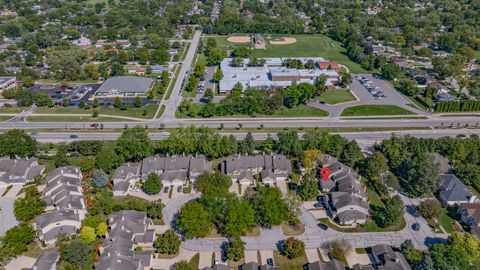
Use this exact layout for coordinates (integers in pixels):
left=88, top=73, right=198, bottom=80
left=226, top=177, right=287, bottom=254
left=349, top=74, right=413, bottom=107
left=30, top=83, right=101, bottom=105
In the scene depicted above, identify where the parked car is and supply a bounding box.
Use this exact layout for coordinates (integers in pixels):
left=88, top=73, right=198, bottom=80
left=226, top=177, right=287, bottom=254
left=267, top=258, right=274, bottom=266
left=177, top=186, right=182, bottom=193
left=163, top=187, right=169, bottom=193
left=318, top=223, right=328, bottom=230
left=412, top=223, right=420, bottom=231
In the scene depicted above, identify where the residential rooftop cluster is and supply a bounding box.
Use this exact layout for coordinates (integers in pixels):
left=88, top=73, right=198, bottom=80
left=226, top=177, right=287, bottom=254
left=112, top=155, right=212, bottom=196
left=0, top=157, right=44, bottom=187
left=35, top=166, right=85, bottom=244
left=219, top=58, right=340, bottom=93
left=96, top=210, right=155, bottom=270
left=320, top=156, right=369, bottom=225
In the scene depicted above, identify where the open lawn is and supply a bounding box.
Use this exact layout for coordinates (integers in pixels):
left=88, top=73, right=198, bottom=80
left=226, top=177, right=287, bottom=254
left=204, top=34, right=367, bottom=73
left=0, top=115, right=14, bottom=121
left=317, top=89, right=357, bottom=105
left=26, top=116, right=134, bottom=122
left=0, top=106, right=26, bottom=114
left=273, top=251, right=308, bottom=270
left=341, top=105, right=416, bottom=116
left=34, top=104, right=158, bottom=119
left=176, top=104, right=328, bottom=118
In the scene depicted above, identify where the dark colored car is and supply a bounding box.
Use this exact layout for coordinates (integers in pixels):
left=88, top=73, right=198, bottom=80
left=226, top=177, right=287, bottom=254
left=177, top=186, right=182, bottom=193
left=412, top=223, right=420, bottom=231
left=318, top=223, right=328, bottom=230
left=164, top=187, right=169, bottom=193
left=70, top=134, right=78, bottom=138
left=267, top=258, right=274, bottom=266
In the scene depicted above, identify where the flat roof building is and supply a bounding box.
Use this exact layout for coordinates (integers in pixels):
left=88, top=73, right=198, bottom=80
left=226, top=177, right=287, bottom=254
left=219, top=57, right=340, bottom=93
left=93, top=76, right=153, bottom=98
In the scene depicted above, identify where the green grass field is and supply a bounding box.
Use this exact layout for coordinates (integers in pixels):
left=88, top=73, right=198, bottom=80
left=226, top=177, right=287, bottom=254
left=34, top=104, right=158, bottom=119
left=203, top=34, right=368, bottom=73
left=273, top=251, right=308, bottom=270
left=26, top=116, right=135, bottom=122
left=176, top=104, right=328, bottom=118
left=0, top=106, right=26, bottom=114
left=317, top=89, right=357, bottom=105
left=341, top=105, right=416, bottom=116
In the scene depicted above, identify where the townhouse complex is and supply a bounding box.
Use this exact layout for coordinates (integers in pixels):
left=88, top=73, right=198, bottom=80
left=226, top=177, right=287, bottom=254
left=35, top=167, right=86, bottom=244
left=320, top=156, right=370, bottom=225
left=0, top=157, right=44, bottom=187
left=222, top=154, right=292, bottom=186
left=96, top=210, right=155, bottom=269
left=112, top=155, right=212, bottom=196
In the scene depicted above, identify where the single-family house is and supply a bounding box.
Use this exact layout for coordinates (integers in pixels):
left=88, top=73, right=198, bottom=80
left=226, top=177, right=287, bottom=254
left=371, top=244, right=411, bottom=270
left=458, top=203, right=480, bottom=228
left=308, top=259, right=345, bottom=270
left=438, top=174, right=476, bottom=206
left=253, top=34, right=266, bottom=49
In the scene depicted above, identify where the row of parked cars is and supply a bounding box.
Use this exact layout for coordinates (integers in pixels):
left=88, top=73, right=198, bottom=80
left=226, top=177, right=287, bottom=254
left=355, top=75, right=386, bottom=100
left=197, top=75, right=206, bottom=93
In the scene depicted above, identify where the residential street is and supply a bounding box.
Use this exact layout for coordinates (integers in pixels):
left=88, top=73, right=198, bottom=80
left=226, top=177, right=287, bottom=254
left=165, top=194, right=447, bottom=253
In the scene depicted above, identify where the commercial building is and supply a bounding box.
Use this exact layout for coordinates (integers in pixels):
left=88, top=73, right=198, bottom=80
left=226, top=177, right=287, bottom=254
left=91, top=76, right=154, bottom=104
left=218, top=58, right=340, bottom=93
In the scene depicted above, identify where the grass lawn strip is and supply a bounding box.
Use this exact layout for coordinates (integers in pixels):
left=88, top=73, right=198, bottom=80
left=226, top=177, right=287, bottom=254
left=34, top=104, right=158, bottom=119
left=317, top=89, right=357, bottom=105
left=341, top=105, right=416, bottom=116
left=273, top=251, right=308, bottom=270
left=26, top=116, right=137, bottom=122
left=176, top=104, right=328, bottom=118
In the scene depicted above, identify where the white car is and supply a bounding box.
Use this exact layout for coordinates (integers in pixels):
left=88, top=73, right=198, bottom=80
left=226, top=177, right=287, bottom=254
left=161, top=131, right=171, bottom=136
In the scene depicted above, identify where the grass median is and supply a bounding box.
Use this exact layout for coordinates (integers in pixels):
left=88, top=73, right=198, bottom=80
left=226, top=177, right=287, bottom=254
left=341, top=105, right=416, bottom=116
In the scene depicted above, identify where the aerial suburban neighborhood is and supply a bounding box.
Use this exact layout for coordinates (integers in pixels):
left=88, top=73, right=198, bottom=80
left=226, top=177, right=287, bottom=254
left=0, top=0, right=479, bottom=270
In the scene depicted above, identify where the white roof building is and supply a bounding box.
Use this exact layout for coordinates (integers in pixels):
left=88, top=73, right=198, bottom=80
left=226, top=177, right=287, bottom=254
left=219, top=57, right=339, bottom=93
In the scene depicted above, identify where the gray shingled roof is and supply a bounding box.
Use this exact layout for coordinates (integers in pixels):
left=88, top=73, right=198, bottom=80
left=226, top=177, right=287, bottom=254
left=95, top=76, right=153, bottom=94
left=438, top=174, right=473, bottom=202
left=32, top=251, right=60, bottom=270
left=308, top=260, right=345, bottom=270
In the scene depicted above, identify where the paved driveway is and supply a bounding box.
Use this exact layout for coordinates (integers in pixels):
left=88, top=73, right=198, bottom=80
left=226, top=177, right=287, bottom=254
left=259, top=250, right=274, bottom=265
left=0, top=197, right=18, bottom=236
left=5, top=255, right=36, bottom=270
left=162, top=193, right=200, bottom=227
left=244, top=250, right=259, bottom=263
left=198, top=251, right=213, bottom=269
left=305, top=248, right=320, bottom=263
